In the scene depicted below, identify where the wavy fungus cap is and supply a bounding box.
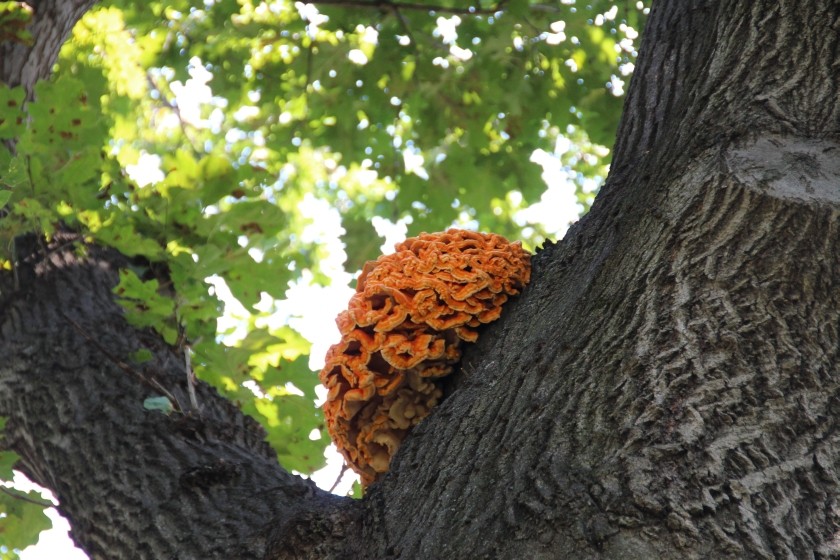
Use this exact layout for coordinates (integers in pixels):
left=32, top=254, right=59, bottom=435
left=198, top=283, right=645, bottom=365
left=320, top=229, right=531, bottom=485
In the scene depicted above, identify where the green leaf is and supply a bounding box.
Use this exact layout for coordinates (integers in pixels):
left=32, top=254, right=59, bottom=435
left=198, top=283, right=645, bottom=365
left=0, top=1, right=34, bottom=46
left=88, top=221, right=164, bottom=259
left=261, top=355, right=318, bottom=400
left=113, top=269, right=178, bottom=344
left=129, top=348, right=153, bottom=363
left=25, top=76, right=106, bottom=153
left=143, top=396, right=174, bottom=415
left=0, top=451, right=17, bottom=480
left=0, top=487, right=51, bottom=555
left=224, top=254, right=292, bottom=306
left=0, top=416, right=14, bottom=483
left=247, top=395, right=327, bottom=474
left=198, top=154, right=236, bottom=203
left=215, top=200, right=288, bottom=240
left=0, top=83, right=25, bottom=140
left=340, top=215, right=382, bottom=273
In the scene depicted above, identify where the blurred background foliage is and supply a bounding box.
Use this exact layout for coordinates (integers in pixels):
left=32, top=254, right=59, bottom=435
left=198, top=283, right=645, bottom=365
left=0, top=0, right=647, bottom=553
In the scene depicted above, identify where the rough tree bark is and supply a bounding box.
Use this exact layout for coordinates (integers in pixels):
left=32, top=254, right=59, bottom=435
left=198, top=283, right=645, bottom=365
left=1, top=1, right=839, bottom=559
left=0, top=0, right=97, bottom=95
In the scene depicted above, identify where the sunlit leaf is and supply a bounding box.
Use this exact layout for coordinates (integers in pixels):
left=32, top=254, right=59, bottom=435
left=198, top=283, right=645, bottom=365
left=0, top=487, right=51, bottom=554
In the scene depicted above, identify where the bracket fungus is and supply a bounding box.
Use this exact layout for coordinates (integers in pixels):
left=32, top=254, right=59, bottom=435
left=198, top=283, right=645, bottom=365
left=320, top=229, right=531, bottom=485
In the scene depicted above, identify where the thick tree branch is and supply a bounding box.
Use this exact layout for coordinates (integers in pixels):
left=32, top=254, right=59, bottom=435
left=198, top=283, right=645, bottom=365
left=0, top=233, right=362, bottom=559
left=610, top=1, right=840, bottom=196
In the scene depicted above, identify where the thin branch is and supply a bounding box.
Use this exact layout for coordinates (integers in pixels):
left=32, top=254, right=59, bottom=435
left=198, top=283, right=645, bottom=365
left=327, top=462, right=351, bottom=494
left=392, top=5, right=417, bottom=48
left=304, top=38, right=315, bottom=93
left=310, top=0, right=508, bottom=16
left=145, top=72, right=202, bottom=155
left=59, top=310, right=184, bottom=413
left=0, top=486, right=54, bottom=508
left=183, top=342, right=199, bottom=412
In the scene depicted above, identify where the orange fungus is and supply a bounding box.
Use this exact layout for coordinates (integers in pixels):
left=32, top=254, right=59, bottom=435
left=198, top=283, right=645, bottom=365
left=319, top=229, right=531, bottom=485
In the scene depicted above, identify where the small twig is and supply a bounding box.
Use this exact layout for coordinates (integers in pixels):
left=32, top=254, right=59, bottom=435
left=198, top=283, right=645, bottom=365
left=11, top=237, right=19, bottom=291
left=145, top=72, right=202, bottom=154
left=304, top=38, right=315, bottom=93
left=391, top=5, right=417, bottom=48
left=21, top=155, right=56, bottom=277
left=25, top=154, right=35, bottom=198
left=59, top=311, right=183, bottom=413
left=176, top=322, right=200, bottom=412
left=183, top=343, right=199, bottom=411
left=0, top=486, right=53, bottom=508
left=529, top=3, right=560, bottom=12
left=327, top=462, right=351, bottom=493
left=310, top=0, right=508, bottom=16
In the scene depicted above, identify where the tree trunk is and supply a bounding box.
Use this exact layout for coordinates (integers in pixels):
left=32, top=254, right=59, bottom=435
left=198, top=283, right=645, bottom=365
left=0, top=0, right=98, bottom=95
left=2, top=1, right=840, bottom=559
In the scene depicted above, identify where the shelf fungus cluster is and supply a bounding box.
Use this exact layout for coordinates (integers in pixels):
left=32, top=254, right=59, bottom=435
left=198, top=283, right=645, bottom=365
left=320, top=229, right=531, bottom=485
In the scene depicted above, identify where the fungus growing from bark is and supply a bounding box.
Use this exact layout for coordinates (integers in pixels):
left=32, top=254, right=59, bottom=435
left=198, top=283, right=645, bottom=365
left=320, top=229, right=531, bottom=485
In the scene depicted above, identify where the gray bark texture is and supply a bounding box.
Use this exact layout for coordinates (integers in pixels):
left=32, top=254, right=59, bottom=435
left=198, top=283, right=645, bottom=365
left=0, top=0, right=98, bottom=94
left=1, top=0, right=840, bottom=559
